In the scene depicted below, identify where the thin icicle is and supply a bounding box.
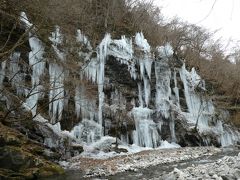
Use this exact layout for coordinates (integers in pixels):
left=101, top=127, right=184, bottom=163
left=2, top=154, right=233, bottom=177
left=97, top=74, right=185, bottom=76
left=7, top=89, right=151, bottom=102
left=49, top=63, right=65, bottom=124
left=0, top=61, right=6, bottom=89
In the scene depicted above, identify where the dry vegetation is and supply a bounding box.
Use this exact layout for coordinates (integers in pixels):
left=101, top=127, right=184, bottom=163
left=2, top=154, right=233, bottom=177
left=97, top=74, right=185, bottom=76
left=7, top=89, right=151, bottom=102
left=1, top=0, right=240, bottom=125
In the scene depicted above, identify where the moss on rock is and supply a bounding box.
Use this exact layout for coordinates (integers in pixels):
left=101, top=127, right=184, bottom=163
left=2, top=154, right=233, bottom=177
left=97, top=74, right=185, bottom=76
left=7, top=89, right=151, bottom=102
left=0, top=123, right=64, bottom=179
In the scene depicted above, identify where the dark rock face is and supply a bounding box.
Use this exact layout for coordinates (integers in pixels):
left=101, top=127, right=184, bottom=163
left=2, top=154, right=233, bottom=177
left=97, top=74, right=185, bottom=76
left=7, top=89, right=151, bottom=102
left=105, top=56, right=137, bottom=88
left=0, top=123, right=64, bottom=179
left=175, top=121, right=204, bottom=147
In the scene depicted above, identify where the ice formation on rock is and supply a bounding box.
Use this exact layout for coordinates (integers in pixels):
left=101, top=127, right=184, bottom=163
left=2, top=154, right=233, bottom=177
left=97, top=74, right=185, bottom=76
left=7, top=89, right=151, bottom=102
left=70, top=119, right=102, bottom=144
left=5, top=13, right=240, bottom=149
left=48, top=63, right=65, bottom=124
left=19, top=12, right=46, bottom=115
left=48, top=27, right=66, bottom=124
left=25, top=34, right=46, bottom=115
left=72, top=31, right=239, bottom=147
left=179, top=64, right=214, bottom=130
left=9, top=52, right=25, bottom=96
left=155, top=46, right=172, bottom=119
left=135, top=33, right=152, bottom=107
left=132, top=107, right=160, bottom=147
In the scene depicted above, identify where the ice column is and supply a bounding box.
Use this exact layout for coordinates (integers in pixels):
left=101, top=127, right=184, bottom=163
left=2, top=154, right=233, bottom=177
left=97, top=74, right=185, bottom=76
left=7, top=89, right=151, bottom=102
left=155, top=45, right=173, bottom=119
left=48, top=27, right=65, bottom=124
left=20, top=12, right=46, bottom=116
left=97, top=34, right=111, bottom=134
left=173, top=70, right=180, bottom=107
left=25, top=36, right=46, bottom=115
left=135, top=32, right=152, bottom=107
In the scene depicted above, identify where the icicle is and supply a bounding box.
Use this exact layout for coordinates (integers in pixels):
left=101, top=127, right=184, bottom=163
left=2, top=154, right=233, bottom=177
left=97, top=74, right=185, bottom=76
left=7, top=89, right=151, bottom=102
left=169, top=119, right=176, bottom=142
left=9, top=52, right=24, bottom=95
left=97, top=34, right=111, bottom=134
left=134, top=32, right=152, bottom=107
left=20, top=12, right=33, bottom=28
left=138, top=83, right=144, bottom=107
left=76, top=29, right=92, bottom=50
left=49, top=26, right=65, bottom=61
left=0, top=61, right=6, bottom=89
left=47, top=26, right=66, bottom=123
left=135, top=32, right=151, bottom=52
left=28, top=36, right=45, bottom=86
left=144, top=58, right=153, bottom=79
left=75, top=86, right=81, bottom=119
left=154, top=43, right=173, bottom=119
left=49, top=63, right=65, bottom=124
left=173, top=70, right=180, bottom=107
left=143, top=76, right=151, bottom=107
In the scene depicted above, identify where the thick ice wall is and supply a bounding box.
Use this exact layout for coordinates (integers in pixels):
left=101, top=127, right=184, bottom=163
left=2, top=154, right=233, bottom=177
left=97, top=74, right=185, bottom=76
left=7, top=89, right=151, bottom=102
left=80, top=33, right=111, bottom=136
left=75, top=86, right=97, bottom=120
left=132, top=107, right=160, bottom=147
left=155, top=45, right=173, bottom=119
left=70, top=119, right=102, bottom=143
left=179, top=64, right=214, bottom=131
left=134, top=33, right=152, bottom=107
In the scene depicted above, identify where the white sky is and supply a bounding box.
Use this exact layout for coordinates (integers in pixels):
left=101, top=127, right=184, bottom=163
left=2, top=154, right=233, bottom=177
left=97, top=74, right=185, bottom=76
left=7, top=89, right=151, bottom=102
left=155, top=0, right=240, bottom=49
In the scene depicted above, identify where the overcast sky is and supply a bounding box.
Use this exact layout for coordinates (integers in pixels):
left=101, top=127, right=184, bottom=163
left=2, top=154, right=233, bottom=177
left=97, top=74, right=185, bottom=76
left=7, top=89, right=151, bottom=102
left=155, top=0, right=240, bottom=49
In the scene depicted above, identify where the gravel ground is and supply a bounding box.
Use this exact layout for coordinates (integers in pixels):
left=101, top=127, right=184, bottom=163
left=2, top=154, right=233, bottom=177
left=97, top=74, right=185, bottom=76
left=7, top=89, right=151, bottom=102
left=161, top=152, right=240, bottom=180
left=63, top=146, right=221, bottom=178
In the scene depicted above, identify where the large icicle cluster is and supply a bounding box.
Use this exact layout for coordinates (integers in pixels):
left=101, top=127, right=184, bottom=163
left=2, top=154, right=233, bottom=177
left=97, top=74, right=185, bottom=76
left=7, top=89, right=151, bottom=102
left=3, top=12, right=238, bottom=149
left=69, top=30, right=240, bottom=147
